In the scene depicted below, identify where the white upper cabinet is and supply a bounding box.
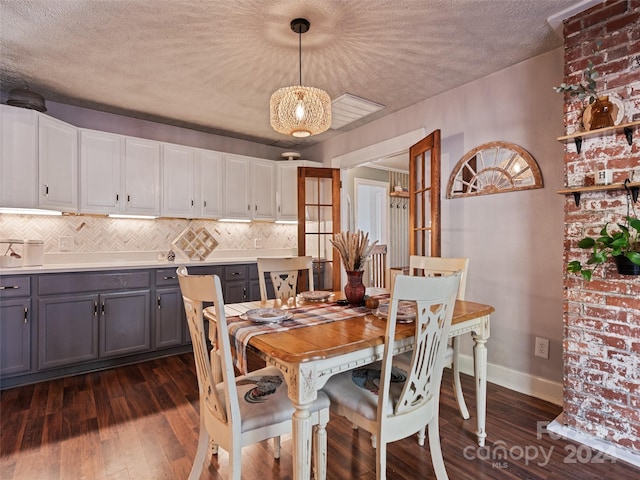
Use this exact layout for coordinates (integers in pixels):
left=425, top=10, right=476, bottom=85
left=251, top=159, right=276, bottom=221
left=79, top=129, right=122, bottom=214
left=162, top=144, right=224, bottom=219
left=276, top=160, right=320, bottom=222
left=162, top=143, right=195, bottom=218
left=223, top=154, right=276, bottom=221
left=223, top=154, right=252, bottom=219
left=0, top=105, right=38, bottom=209
left=38, top=114, right=78, bottom=211
left=124, top=137, right=160, bottom=215
left=198, top=149, right=224, bottom=219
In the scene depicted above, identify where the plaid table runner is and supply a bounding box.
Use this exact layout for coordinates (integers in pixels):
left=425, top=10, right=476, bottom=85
left=222, top=294, right=389, bottom=374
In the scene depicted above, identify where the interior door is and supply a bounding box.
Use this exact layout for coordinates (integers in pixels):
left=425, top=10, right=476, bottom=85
left=409, top=129, right=441, bottom=257
left=297, top=167, right=341, bottom=291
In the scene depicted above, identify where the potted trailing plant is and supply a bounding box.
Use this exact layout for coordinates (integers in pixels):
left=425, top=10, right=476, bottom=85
left=568, top=216, right=640, bottom=281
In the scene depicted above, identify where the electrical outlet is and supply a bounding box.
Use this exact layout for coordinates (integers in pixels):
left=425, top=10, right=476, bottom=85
left=535, top=337, right=549, bottom=359
left=59, top=236, right=74, bottom=252
left=254, top=238, right=263, bottom=249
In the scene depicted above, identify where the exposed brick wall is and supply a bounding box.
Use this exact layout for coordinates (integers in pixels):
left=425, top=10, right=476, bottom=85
left=561, top=1, right=640, bottom=453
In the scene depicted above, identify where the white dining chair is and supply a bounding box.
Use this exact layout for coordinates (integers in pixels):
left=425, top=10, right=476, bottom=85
left=322, top=273, right=460, bottom=480
left=364, top=244, right=387, bottom=288
left=407, top=255, right=470, bottom=421
left=177, top=266, right=330, bottom=480
left=257, top=256, right=314, bottom=301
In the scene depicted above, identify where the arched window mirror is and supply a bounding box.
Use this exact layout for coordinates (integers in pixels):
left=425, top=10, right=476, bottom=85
left=446, top=141, right=543, bottom=198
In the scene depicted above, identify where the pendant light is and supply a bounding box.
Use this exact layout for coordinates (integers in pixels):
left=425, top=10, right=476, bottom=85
left=270, top=18, right=331, bottom=138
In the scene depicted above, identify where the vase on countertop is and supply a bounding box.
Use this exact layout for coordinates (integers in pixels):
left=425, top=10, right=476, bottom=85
left=344, top=270, right=366, bottom=305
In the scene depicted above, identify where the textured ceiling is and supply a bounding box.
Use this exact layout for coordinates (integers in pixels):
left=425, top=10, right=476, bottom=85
left=0, top=0, right=582, bottom=150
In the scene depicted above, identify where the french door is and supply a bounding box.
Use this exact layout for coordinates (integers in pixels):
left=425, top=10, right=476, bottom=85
left=409, top=129, right=441, bottom=257
left=297, top=167, right=341, bottom=291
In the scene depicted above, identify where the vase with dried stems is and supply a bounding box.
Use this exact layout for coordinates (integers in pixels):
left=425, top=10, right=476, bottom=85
left=330, top=230, right=377, bottom=305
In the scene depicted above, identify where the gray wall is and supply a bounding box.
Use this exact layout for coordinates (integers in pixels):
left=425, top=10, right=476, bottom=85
left=303, top=48, right=567, bottom=391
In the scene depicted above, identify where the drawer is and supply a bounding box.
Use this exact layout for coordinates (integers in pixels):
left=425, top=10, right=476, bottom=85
left=224, top=264, right=248, bottom=282
left=155, top=268, right=180, bottom=287
left=0, top=275, right=30, bottom=298
left=39, top=271, right=150, bottom=295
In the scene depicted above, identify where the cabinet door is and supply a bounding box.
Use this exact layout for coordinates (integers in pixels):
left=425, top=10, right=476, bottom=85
left=198, top=149, right=224, bottom=218
left=223, top=154, right=251, bottom=219
left=0, top=298, right=31, bottom=376
left=224, top=281, right=247, bottom=303
left=38, top=114, right=78, bottom=211
left=155, top=288, right=184, bottom=348
left=162, top=144, right=195, bottom=218
left=0, top=105, right=38, bottom=209
left=251, top=159, right=276, bottom=220
left=124, top=137, right=160, bottom=215
left=100, top=290, right=150, bottom=357
left=38, top=294, right=99, bottom=369
left=277, top=161, right=308, bottom=221
left=79, top=129, right=122, bottom=214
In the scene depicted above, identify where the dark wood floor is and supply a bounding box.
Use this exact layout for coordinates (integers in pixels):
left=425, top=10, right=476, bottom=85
left=1, top=353, right=638, bottom=479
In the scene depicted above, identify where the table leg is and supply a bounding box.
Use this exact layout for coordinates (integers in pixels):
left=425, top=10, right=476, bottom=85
left=292, top=402, right=313, bottom=480
left=472, top=322, right=489, bottom=447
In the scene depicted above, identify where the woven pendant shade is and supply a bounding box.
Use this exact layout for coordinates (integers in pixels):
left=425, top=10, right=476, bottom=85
left=270, top=85, right=331, bottom=137
left=270, top=18, right=331, bottom=138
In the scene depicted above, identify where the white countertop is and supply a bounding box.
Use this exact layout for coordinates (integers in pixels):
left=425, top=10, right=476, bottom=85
left=0, top=248, right=298, bottom=275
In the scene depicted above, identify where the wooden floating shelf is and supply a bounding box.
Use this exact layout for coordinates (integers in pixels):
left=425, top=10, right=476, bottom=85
left=556, top=120, right=640, bottom=154
left=389, top=191, right=409, bottom=198
left=557, top=181, right=640, bottom=206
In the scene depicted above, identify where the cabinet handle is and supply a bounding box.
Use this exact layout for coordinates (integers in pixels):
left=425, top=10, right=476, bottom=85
left=101, top=302, right=105, bottom=315
left=116, top=193, right=119, bottom=202
left=255, top=205, right=258, bottom=212
left=231, top=271, right=240, bottom=276
left=247, top=204, right=250, bottom=211
left=127, top=194, right=131, bottom=202
left=23, top=306, right=28, bottom=323
left=243, top=287, right=247, bottom=300
left=191, top=199, right=194, bottom=207
left=203, top=200, right=207, bottom=208
left=94, top=301, right=98, bottom=316
left=157, top=296, right=161, bottom=309
left=44, top=184, right=49, bottom=196
left=0, top=285, right=19, bottom=290
left=163, top=276, right=176, bottom=280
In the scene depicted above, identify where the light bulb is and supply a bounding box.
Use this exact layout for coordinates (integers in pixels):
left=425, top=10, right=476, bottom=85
left=295, top=102, right=305, bottom=120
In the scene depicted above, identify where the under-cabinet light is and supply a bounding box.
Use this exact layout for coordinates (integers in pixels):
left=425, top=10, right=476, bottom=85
left=275, top=220, right=298, bottom=224
left=218, top=218, right=251, bottom=223
left=108, top=214, right=157, bottom=220
left=0, top=207, right=62, bottom=216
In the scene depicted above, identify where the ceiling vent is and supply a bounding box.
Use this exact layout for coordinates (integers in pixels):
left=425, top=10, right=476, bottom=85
left=330, top=93, right=384, bottom=130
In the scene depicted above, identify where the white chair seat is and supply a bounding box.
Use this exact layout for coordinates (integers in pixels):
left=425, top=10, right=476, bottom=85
left=216, top=365, right=329, bottom=433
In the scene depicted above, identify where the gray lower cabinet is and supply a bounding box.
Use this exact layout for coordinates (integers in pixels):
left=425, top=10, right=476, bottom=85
left=37, top=271, right=151, bottom=370
left=0, top=275, right=31, bottom=377
left=38, top=293, right=99, bottom=369
left=100, top=290, right=150, bottom=357
left=0, top=298, right=31, bottom=376
left=155, top=288, right=184, bottom=348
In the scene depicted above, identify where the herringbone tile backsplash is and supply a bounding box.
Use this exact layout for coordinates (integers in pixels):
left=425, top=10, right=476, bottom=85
left=0, top=215, right=296, bottom=253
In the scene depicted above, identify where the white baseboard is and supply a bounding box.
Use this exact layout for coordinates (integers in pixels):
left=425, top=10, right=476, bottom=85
left=457, top=353, right=563, bottom=406
left=547, top=413, right=640, bottom=468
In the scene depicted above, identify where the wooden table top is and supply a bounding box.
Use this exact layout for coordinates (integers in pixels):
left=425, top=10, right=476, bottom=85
left=238, top=292, right=494, bottom=365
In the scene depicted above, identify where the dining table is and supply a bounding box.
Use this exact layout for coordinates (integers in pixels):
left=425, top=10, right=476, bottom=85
left=204, top=288, right=494, bottom=480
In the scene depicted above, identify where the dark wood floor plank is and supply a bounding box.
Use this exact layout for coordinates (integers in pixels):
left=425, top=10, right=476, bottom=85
left=2, top=352, right=639, bottom=480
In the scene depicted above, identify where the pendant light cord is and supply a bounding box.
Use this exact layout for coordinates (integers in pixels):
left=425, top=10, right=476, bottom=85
left=298, top=28, right=302, bottom=86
